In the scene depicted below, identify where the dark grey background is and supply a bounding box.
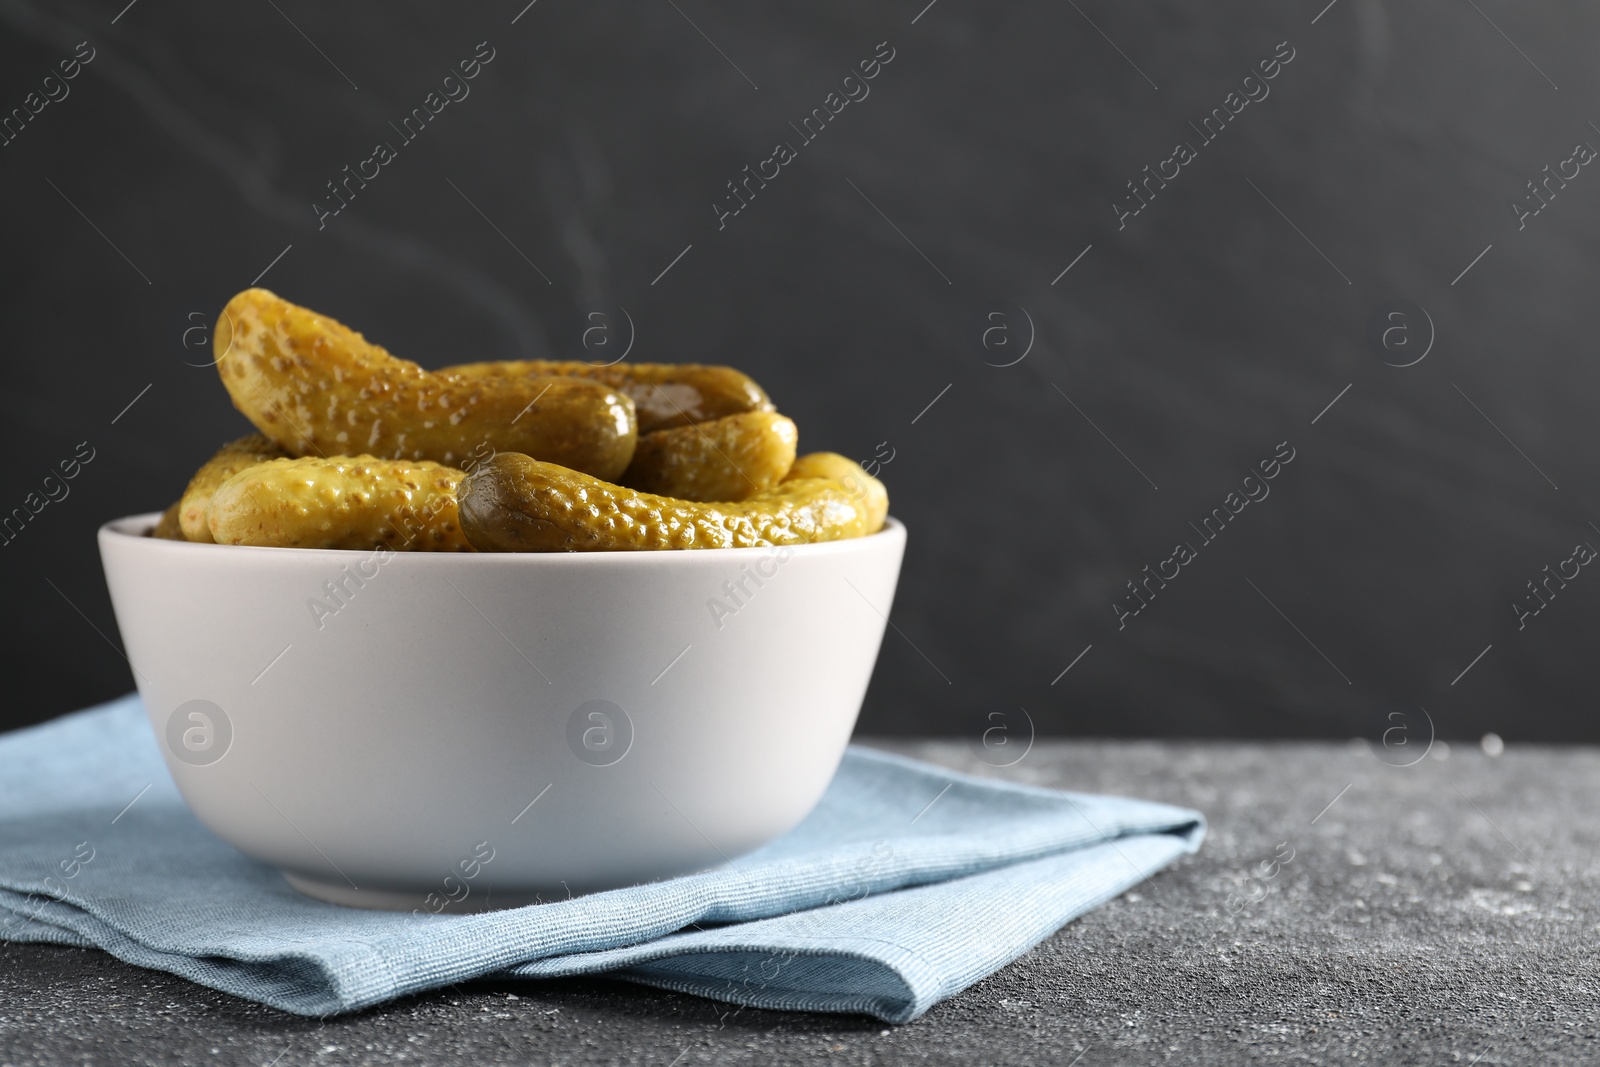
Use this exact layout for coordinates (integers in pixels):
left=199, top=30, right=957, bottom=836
left=2, top=0, right=1596, bottom=741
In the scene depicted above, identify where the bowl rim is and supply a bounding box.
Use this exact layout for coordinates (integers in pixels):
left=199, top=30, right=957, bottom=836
left=100, top=512, right=905, bottom=564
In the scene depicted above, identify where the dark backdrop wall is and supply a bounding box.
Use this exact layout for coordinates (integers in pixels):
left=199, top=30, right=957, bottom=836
left=2, top=0, right=1597, bottom=741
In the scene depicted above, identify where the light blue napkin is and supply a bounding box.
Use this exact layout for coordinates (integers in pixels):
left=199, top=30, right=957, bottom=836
left=0, top=695, right=1203, bottom=1022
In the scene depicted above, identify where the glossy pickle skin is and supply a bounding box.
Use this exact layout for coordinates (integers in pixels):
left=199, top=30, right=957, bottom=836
left=207, top=455, right=472, bottom=551
left=783, top=452, right=889, bottom=535
left=621, top=411, right=798, bottom=503
left=215, top=289, right=638, bottom=478
left=437, top=359, right=773, bottom=435
left=458, top=451, right=886, bottom=552
left=177, top=433, right=289, bottom=543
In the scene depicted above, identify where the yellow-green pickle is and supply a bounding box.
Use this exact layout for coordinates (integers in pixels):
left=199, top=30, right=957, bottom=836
left=216, top=288, right=637, bottom=477
left=622, top=411, right=798, bottom=503
left=208, top=456, right=471, bottom=551
left=459, top=452, right=885, bottom=552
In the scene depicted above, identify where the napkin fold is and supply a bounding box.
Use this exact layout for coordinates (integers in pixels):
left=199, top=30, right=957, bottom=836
left=0, top=695, right=1203, bottom=1022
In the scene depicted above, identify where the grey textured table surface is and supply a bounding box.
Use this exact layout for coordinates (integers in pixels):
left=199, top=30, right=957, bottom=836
left=2, top=739, right=1593, bottom=1066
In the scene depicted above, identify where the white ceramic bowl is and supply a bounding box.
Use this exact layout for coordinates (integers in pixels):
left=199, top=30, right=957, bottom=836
left=98, top=514, right=905, bottom=911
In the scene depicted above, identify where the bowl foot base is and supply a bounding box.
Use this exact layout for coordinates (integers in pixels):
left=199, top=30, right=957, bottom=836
left=282, top=872, right=552, bottom=912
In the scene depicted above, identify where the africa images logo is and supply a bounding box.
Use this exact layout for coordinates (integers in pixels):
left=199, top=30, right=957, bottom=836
left=165, top=700, right=233, bottom=767
left=566, top=700, right=632, bottom=767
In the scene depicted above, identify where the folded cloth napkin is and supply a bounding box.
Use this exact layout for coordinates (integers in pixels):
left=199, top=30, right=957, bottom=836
left=0, top=695, right=1203, bottom=1023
